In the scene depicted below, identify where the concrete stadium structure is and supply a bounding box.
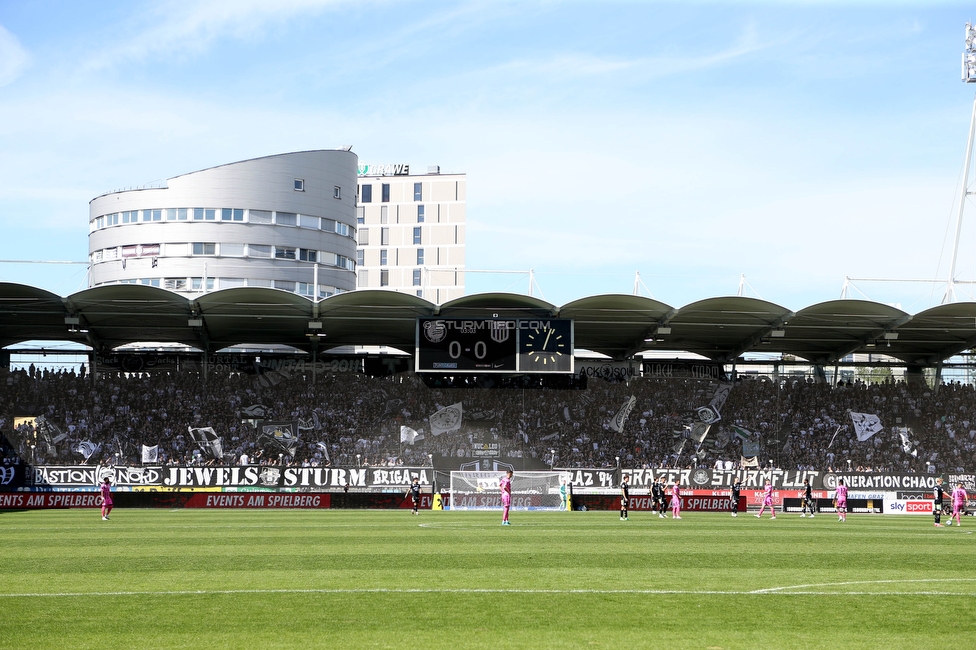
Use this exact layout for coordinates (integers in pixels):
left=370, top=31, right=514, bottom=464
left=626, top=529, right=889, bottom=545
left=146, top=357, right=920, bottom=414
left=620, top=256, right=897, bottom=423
left=88, top=150, right=358, bottom=298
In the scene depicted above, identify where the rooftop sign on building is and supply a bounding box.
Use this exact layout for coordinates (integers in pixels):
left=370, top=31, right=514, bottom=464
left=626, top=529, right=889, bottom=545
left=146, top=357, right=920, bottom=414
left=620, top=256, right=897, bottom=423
left=358, top=163, right=410, bottom=177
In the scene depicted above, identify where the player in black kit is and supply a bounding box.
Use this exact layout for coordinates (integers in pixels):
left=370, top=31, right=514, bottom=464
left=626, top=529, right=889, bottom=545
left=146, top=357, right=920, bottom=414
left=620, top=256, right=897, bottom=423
left=406, top=476, right=422, bottom=515
left=619, top=474, right=630, bottom=521
left=934, top=477, right=949, bottom=527
left=800, top=478, right=816, bottom=518
left=652, top=477, right=666, bottom=518
left=730, top=478, right=742, bottom=517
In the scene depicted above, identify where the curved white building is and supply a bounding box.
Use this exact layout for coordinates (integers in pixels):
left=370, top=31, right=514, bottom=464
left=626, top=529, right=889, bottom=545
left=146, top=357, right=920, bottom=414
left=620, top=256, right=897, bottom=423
left=89, top=150, right=358, bottom=298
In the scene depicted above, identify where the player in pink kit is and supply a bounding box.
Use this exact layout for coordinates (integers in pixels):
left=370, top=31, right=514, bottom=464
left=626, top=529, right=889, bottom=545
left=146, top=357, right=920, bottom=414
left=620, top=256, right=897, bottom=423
left=499, top=470, right=513, bottom=526
left=755, top=482, right=776, bottom=519
left=99, top=477, right=113, bottom=520
left=670, top=481, right=682, bottom=519
left=949, top=483, right=967, bottom=527
left=834, top=479, right=848, bottom=522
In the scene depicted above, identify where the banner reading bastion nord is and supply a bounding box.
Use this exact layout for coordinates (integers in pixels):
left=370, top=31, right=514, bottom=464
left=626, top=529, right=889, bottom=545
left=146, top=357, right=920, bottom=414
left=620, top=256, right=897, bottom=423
left=6, top=465, right=974, bottom=493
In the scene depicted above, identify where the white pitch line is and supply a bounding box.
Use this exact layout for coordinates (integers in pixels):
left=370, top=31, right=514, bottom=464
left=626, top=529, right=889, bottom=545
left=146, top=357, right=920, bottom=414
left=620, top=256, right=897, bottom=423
left=2, top=586, right=976, bottom=599
left=751, top=578, right=976, bottom=594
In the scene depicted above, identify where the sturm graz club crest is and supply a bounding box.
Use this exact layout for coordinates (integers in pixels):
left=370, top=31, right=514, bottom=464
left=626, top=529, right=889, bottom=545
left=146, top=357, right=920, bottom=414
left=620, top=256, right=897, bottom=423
left=692, top=469, right=711, bottom=485
left=423, top=320, right=447, bottom=344
left=259, top=467, right=281, bottom=486
left=489, top=321, right=510, bottom=343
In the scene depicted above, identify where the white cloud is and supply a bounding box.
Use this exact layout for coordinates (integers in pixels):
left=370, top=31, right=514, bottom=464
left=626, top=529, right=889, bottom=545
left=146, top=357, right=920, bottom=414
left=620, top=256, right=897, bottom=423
left=0, top=24, right=31, bottom=87
left=82, top=0, right=348, bottom=70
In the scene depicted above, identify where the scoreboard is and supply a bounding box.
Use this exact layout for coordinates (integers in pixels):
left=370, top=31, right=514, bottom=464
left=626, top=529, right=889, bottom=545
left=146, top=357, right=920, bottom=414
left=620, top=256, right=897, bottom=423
left=416, top=318, right=573, bottom=373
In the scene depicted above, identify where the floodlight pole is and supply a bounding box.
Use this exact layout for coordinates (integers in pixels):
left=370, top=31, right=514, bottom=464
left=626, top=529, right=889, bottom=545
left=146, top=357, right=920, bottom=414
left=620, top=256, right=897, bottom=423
left=945, top=23, right=976, bottom=304
left=945, top=93, right=976, bottom=304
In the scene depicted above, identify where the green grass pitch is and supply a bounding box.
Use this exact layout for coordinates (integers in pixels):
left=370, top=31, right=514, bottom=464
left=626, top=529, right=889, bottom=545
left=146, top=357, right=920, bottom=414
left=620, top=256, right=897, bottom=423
left=1, top=507, right=974, bottom=649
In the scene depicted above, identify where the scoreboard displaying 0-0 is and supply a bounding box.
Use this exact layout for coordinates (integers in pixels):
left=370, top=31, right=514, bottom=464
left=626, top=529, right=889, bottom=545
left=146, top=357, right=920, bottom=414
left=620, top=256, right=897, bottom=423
left=415, top=318, right=574, bottom=373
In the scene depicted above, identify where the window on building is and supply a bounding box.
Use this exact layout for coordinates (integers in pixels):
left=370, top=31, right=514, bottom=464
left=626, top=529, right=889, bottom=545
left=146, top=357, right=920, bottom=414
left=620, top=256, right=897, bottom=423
left=222, top=278, right=247, bottom=289
left=166, top=208, right=184, bottom=220
left=294, top=179, right=305, bottom=191
left=414, top=182, right=422, bottom=201
left=190, top=277, right=215, bottom=291
left=222, top=208, right=244, bottom=221
left=358, top=228, right=369, bottom=245
left=298, top=282, right=314, bottom=297
left=381, top=183, right=390, bottom=202
left=361, top=184, right=372, bottom=203
left=334, top=186, right=341, bottom=199
left=205, top=209, right=216, bottom=220
left=248, top=244, right=271, bottom=258
left=275, top=246, right=296, bottom=259
left=143, top=209, right=162, bottom=222
left=164, top=278, right=187, bottom=291
left=380, top=249, right=387, bottom=266
left=356, top=249, right=364, bottom=267
left=356, top=207, right=365, bottom=224
left=381, top=227, right=389, bottom=246
left=193, top=208, right=205, bottom=220
left=106, top=213, right=119, bottom=226
left=380, top=206, right=388, bottom=224
left=300, top=248, right=317, bottom=262
left=274, top=280, right=296, bottom=292
left=275, top=212, right=297, bottom=226
left=121, top=211, right=138, bottom=224
left=337, top=255, right=353, bottom=270
left=380, top=269, right=389, bottom=286
left=413, top=269, right=422, bottom=286
left=358, top=270, right=368, bottom=287
left=249, top=210, right=272, bottom=224
left=417, top=205, right=425, bottom=223
left=221, top=243, right=245, bottom=257
left=416, top=248, right=424, bottom=265
left=413, top=227, right=422, bottom=245
left=141, top=278, right=161, bottom=287
left=192, top=242, right=216, bottom=256
left=300, top=214, right=319, bottom=229
left=416, top=289, right=423, bottom=297
left=336, top=222, right=351, bottom=237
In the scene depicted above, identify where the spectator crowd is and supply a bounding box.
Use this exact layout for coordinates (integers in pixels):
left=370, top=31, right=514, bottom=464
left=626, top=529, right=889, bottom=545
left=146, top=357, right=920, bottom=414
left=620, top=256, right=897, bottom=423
left=2, top=363, right=976, bottom=474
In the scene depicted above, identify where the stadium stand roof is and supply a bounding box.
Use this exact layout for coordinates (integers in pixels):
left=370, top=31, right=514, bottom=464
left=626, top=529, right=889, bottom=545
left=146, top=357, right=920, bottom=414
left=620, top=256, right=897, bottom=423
left=2, top=282, right=976, bottom=366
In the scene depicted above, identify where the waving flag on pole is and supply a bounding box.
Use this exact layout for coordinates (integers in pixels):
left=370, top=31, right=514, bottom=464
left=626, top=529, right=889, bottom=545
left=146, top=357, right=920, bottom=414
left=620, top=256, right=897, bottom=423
left=429, top=403, right=463, bottom=436
left=850, top=412, right=883, bottom=442
left=400, top=426, right=424, bottom=445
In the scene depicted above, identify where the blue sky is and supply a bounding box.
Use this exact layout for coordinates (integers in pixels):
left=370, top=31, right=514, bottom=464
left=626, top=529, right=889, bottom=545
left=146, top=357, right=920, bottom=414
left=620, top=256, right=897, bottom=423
left=2, top=0, right=976, bottom=312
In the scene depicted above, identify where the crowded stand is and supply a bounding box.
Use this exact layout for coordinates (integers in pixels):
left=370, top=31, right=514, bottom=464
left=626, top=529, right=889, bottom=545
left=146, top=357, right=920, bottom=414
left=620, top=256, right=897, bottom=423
left=2, top=364, right=975, bottom=474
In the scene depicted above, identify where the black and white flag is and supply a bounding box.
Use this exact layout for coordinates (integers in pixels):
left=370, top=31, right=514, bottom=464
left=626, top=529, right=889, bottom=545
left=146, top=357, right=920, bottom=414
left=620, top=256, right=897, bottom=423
left=188, top=426, right=224, bottom=460
left=850, top=412, right=883, bottom=442
left=608, top=396, right=637, bottom=433
left=141, top=444, right=159, bottom=463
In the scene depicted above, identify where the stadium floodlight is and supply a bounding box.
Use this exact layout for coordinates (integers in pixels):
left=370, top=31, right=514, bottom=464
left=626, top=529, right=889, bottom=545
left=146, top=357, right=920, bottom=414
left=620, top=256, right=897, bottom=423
left=964, top=23, right=976, bottom=83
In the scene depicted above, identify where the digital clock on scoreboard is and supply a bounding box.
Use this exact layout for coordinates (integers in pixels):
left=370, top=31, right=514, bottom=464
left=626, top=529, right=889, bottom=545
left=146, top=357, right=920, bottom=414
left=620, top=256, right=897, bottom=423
left=415, top=318, right=573, bottom=373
